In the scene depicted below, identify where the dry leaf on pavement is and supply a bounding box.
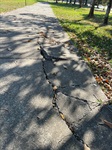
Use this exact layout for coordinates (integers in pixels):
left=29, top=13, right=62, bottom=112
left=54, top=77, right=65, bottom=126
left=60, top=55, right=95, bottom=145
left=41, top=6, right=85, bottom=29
left=7, top=47, right=12, bottom=51
left=53, top=85, right=58, bottom=91
left=101, top=119, right=112, bottom=129
left=59, top=112, right=65, bottom=120
left=84, top=144, right=91, bottom=150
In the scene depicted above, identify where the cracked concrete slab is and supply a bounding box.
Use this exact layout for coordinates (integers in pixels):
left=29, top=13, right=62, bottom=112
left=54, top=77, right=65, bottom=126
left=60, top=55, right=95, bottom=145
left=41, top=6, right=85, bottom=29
left=75, top=106, right=112, bottom=150
left=55, top=93, right=112, bottom=150
left=0, top=2, right=84, bottom=150
left=43, top=59, right=107, bottom=104
left=42, top=53, right=112, bottom=149
left=42, top=49, right=112, bottom=149
left=0, top=59, right=79, bottom=150
left=0, top=2, right=111, bottom=150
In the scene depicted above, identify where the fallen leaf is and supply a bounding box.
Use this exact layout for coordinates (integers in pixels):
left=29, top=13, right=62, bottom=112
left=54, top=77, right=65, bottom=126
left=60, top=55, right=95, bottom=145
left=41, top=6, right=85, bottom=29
left=87, top=57, right=91, bottom=62
left=27, top=39, right=32, bottom=42
left=63, top=65, right=67, bottom=69
left=7, top=47, right=12, bottom=51
left=39, top=32, right=47, bottom=38
left=83, top=44, right=88, bottom=47
left=101, top=119, right=112, bottom=128
left=39, top=31, right=44, bottom=34
left=104, top=83, right=111, bottom=90
left=52, top=72, right=57, bottom=76
left=53, top=85, right=57, bottom=91
left=95, top=76, right=103, bottom=83
left=49, top=38, right=55, bottom=44
left=84, top=144, right=91, bottom=150
left=59, top=112, right=65, bottom=120
left=65, top=41, right=70, bottom=45
left=103, top=79, right=109, bottom=84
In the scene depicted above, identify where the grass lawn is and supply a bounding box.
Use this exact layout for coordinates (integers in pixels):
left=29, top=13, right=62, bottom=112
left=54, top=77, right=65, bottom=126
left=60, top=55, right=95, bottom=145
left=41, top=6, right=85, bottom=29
left=50, top=2, right=112, bottom=100
left=0, top=0, right=38, bottom=13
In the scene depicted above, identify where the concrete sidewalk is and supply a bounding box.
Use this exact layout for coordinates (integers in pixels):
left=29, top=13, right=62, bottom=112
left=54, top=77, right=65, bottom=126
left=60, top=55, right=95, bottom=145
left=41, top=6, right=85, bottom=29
left=0, top=2, right=112, bottom=150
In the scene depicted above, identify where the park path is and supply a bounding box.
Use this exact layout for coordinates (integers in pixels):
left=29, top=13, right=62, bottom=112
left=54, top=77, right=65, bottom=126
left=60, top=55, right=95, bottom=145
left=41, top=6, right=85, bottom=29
left=0, top=2, right=112, bottom=150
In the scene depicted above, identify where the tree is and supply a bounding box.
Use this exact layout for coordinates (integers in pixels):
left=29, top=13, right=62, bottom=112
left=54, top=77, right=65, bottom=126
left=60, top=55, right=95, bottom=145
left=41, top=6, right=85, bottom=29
left=66, top=0, right=69, bottom=4
left=96, top=0, right=102, bottom=8
left=70, top=0, right=73, bottom=3
left=102, top=0, right=109, bottom=6
left=85, top=0, right=88, bottom=6
left=103, top=0, right=112, bottom=25
left=74, top=0, right=77, bottom=4
left=79, top=0, right=83, bottom=7
left=88, top=0, right=96, bottom=17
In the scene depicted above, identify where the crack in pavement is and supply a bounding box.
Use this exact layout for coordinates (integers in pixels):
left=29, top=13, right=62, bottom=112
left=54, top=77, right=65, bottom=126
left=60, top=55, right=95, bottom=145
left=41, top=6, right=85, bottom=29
left=58, top=89, right=103, bottom=110
left=40, top=45, right=68, bottom=61
left=1, top=2, right=111, bottom=149
left=40, top=46, right=90, bottom=149
left=58, top=92, right=93, bottom=111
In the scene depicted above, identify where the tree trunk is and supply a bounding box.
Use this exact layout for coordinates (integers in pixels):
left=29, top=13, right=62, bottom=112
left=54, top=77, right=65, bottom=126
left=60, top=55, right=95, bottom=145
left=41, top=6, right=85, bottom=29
left=85, top=0, right=88, bottom=6
left=70, top=0, right=72, bottom=3
left=74, top=0, right=76, bottom=4
left=82, top=0, right=85, bottom=5
left=88, top=0, right=96, bottom=18
left=79, top=0, right=82, bottom=8
left=96, top=0, right=100, bottom=8
left=56, top=0, right=58, bottom=3
left=66, top=0, right=68, bottom=4
left=103, top=0, right=112, bottom=25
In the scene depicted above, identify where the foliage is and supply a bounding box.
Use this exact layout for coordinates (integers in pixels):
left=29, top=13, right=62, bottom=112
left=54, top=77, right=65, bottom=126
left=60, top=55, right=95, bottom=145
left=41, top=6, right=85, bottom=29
left=102, top=0, right=109, bottom=5
left=0, top=0, right=38, bottom=13
left=103, top=0, right=112, bottom=25
left=88, top=0, right=95, bottom=18
left=50, top=2, right=112, bottom=99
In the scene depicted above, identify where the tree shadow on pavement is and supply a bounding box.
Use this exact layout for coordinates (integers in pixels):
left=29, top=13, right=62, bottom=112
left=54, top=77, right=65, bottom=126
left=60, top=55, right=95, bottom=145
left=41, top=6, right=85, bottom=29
left=0, top=3, right=112, bottom=150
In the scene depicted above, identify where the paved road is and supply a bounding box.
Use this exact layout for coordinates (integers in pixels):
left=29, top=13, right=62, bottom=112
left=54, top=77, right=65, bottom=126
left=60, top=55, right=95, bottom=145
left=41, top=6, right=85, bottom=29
left=0, top=2, right=112, bottom=150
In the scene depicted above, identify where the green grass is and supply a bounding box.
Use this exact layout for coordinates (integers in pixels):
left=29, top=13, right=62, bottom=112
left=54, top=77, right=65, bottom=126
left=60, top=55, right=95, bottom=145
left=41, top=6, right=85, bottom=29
left=50, top=2, right=112, bottom=65
left=0, top=0, right=38, bottom=13
left=50, top=2, right=112, bottom=99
